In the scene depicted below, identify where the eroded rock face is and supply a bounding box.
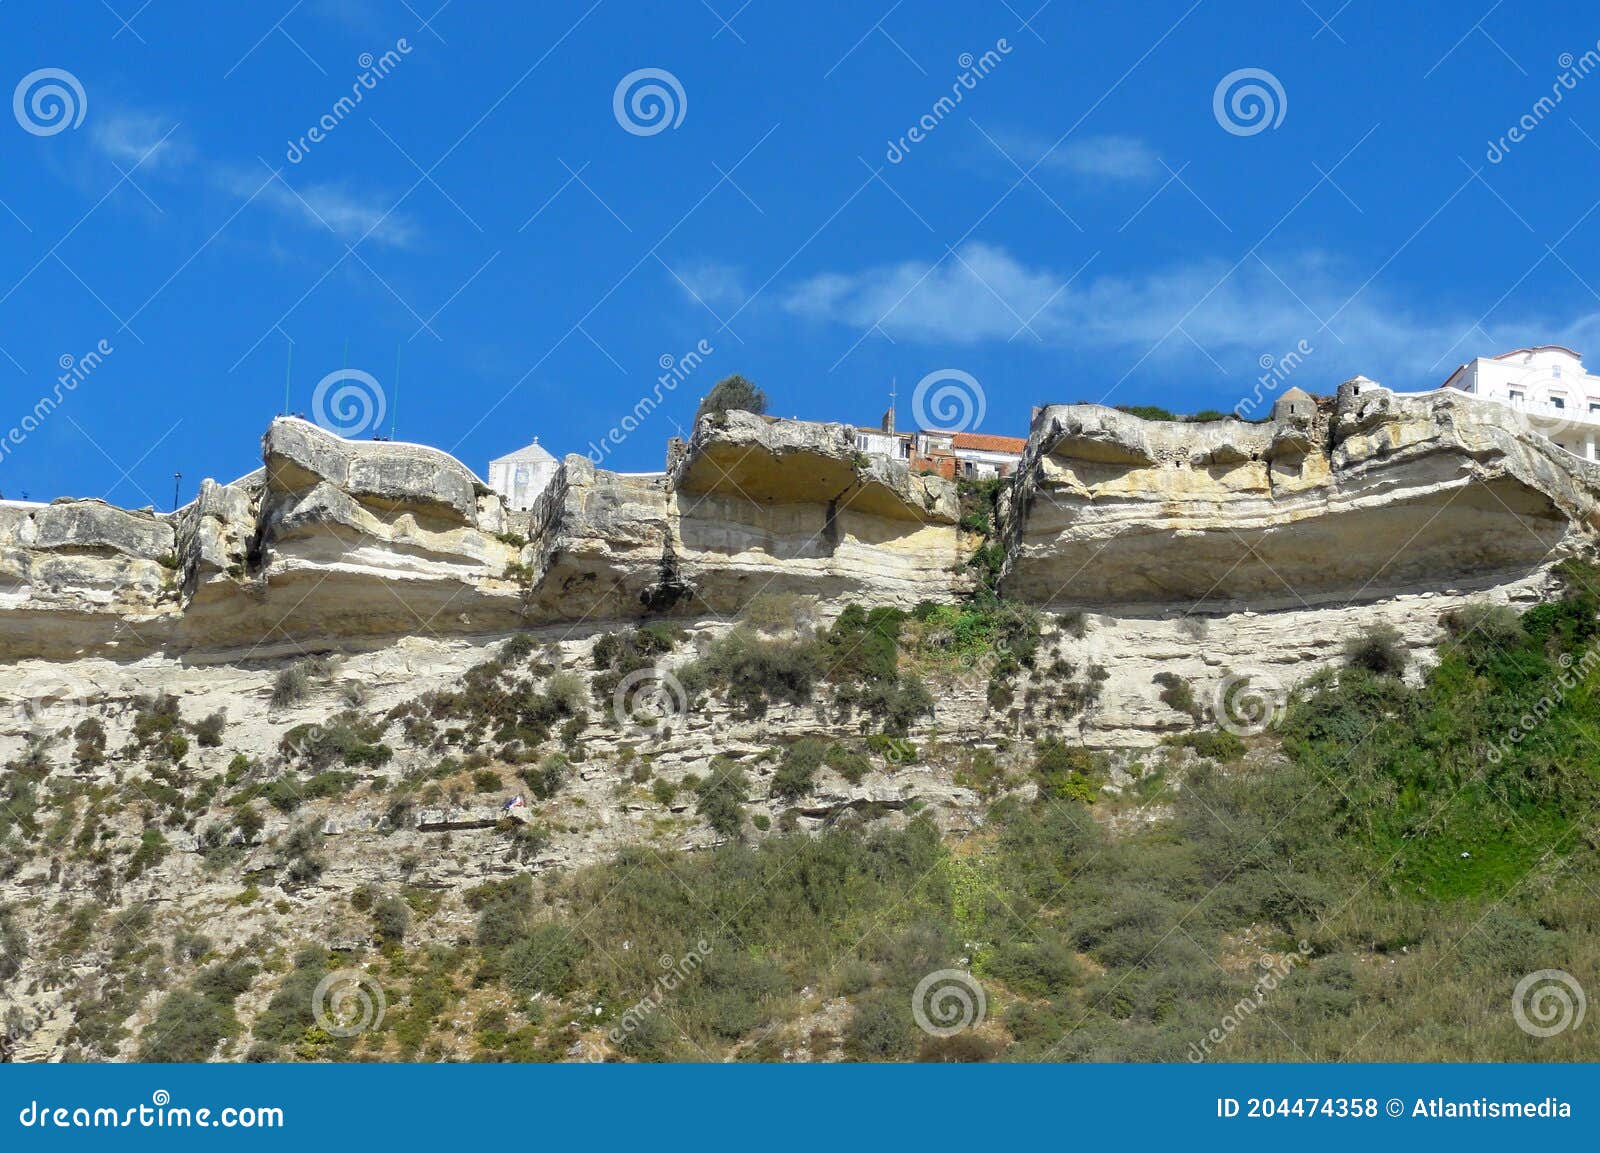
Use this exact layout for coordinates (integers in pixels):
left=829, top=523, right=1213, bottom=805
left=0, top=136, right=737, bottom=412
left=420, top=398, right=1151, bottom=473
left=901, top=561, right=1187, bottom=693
left=1000, top=381, right=1599, bottom=610
left=668, top=410, right=968, bottom=612
left=0, top=414, right=972, bottom=657
left=1, top=384, right=1596, bottom=660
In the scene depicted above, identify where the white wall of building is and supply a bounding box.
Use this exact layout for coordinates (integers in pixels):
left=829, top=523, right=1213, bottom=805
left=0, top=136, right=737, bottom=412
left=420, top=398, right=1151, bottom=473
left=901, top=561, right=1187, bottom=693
left=1447, top=347, right=1600, bottom=459
left=488, top=454, right=559, bottom=511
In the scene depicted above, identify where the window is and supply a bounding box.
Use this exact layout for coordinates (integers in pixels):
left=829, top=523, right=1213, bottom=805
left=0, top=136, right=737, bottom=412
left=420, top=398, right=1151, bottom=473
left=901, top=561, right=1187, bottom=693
left=1589, top=403, right=1600, bottom=415
left=1508, top=390, right=1524, bottom=402
left=1552, top=396, right=1566, bottom=410
left=1553, top=365, right=1563, bottom=378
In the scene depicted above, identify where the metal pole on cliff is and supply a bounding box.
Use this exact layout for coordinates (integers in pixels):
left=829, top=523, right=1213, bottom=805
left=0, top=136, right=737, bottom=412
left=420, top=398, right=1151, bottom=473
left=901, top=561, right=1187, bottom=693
left=283, top=336, right=293, bottom=417
left=391, top=342, right=400, bottom=441
left=172, top=473, right=182, bottom=512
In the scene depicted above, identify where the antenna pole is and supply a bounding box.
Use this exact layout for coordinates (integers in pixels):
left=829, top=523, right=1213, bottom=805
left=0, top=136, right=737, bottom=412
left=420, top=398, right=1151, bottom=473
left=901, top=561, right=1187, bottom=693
left=283, top=334, right=293, bottom=416
left=172, top=472, right=182, bottom=512
left=391, top=342, right=400, bottom=441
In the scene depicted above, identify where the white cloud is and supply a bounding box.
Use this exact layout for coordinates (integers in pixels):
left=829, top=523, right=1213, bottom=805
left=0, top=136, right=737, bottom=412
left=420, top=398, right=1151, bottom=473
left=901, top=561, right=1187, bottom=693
left=780, top=241, right=1587, bottom=387
left=222, top=169, right=417, bottom=249
left=91, top=110, right=188, bottom=171
left=983, top=131, right=1161, bottom=183
left=670, top=259, right=747, bottom=309
left=1044, top=134, right=1162, bottom=182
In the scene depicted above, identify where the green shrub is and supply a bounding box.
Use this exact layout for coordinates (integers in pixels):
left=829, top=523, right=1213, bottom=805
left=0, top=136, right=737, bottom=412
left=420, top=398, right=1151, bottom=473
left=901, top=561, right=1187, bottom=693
left=1153, top=671, right=1199, bottom=720
left=139, top=989, right=237, bottom=1062
left=696, top=760, right=749, bottom=837
left=1343, top=623, right=1408, bottom=677
left=0, top=908, right=26, bottom=979
left=521, top=753, right=570, bottom=800
left=694, top=373, right=768, bottom=421
left=193, top=712, right=226, bottom=748
left=825, top=744, right=872, bottom=784
left=771, top=739, right=827, bottom=800
left=1164, top=729, right=1246, bottom=762
left=373, top=895, right=411, bottom=945
left=843, top=990, right=918, bottom=1060
left=1032, top=739, right=1101, bottom=803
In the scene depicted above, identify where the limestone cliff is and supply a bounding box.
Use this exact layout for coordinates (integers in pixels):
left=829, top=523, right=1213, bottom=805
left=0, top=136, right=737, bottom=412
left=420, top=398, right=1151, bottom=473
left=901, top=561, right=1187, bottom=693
left=2, top=378, right=1598, bottom=1063
left=1000, top=379, right=1600, bottom=609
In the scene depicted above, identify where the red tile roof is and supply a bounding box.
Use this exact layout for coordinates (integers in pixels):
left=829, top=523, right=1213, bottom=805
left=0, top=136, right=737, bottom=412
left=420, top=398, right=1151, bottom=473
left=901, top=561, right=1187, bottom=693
left=950, top=432, right=1027, bottom=453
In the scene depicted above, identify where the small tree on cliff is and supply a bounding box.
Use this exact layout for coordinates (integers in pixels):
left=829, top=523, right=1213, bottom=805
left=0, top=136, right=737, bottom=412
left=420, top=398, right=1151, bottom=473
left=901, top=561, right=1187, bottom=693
left=695, top=374, right=768, bottom=422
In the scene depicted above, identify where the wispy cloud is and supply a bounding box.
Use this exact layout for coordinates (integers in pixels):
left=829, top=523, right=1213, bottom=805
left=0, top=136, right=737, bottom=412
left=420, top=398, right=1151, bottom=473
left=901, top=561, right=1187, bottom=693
left=1046, top=134, right=1162, bottom=182
left=91, top=109, right=188, bottom=171
left=221, top=169, right=417, bottom=249
left=782, top=241, right=1584, bottom=386
left=669, top=259, right=747, bottom=309
left=982, top=131, right=1161, bottom=183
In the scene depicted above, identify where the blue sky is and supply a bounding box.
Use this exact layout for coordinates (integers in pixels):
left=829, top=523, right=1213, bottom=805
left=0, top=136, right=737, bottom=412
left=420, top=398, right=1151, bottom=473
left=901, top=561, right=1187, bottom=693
left=3, top=0, right=1600, bottom=504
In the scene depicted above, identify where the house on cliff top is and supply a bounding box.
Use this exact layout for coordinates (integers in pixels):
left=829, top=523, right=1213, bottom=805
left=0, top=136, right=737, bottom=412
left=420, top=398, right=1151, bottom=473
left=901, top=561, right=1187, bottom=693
left=852, top=407, right=1026, bottom=479
left=1443, top=345, right=1600, bottom=459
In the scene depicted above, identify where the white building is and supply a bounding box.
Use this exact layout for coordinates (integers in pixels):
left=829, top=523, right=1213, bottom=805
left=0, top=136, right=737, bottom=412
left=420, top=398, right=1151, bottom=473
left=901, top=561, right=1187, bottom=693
left=1442, top=345, right=1600, bottom=459
left=487, top=438, right=559, bottom=511
left=851, top=408, right=1024, bottom=479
